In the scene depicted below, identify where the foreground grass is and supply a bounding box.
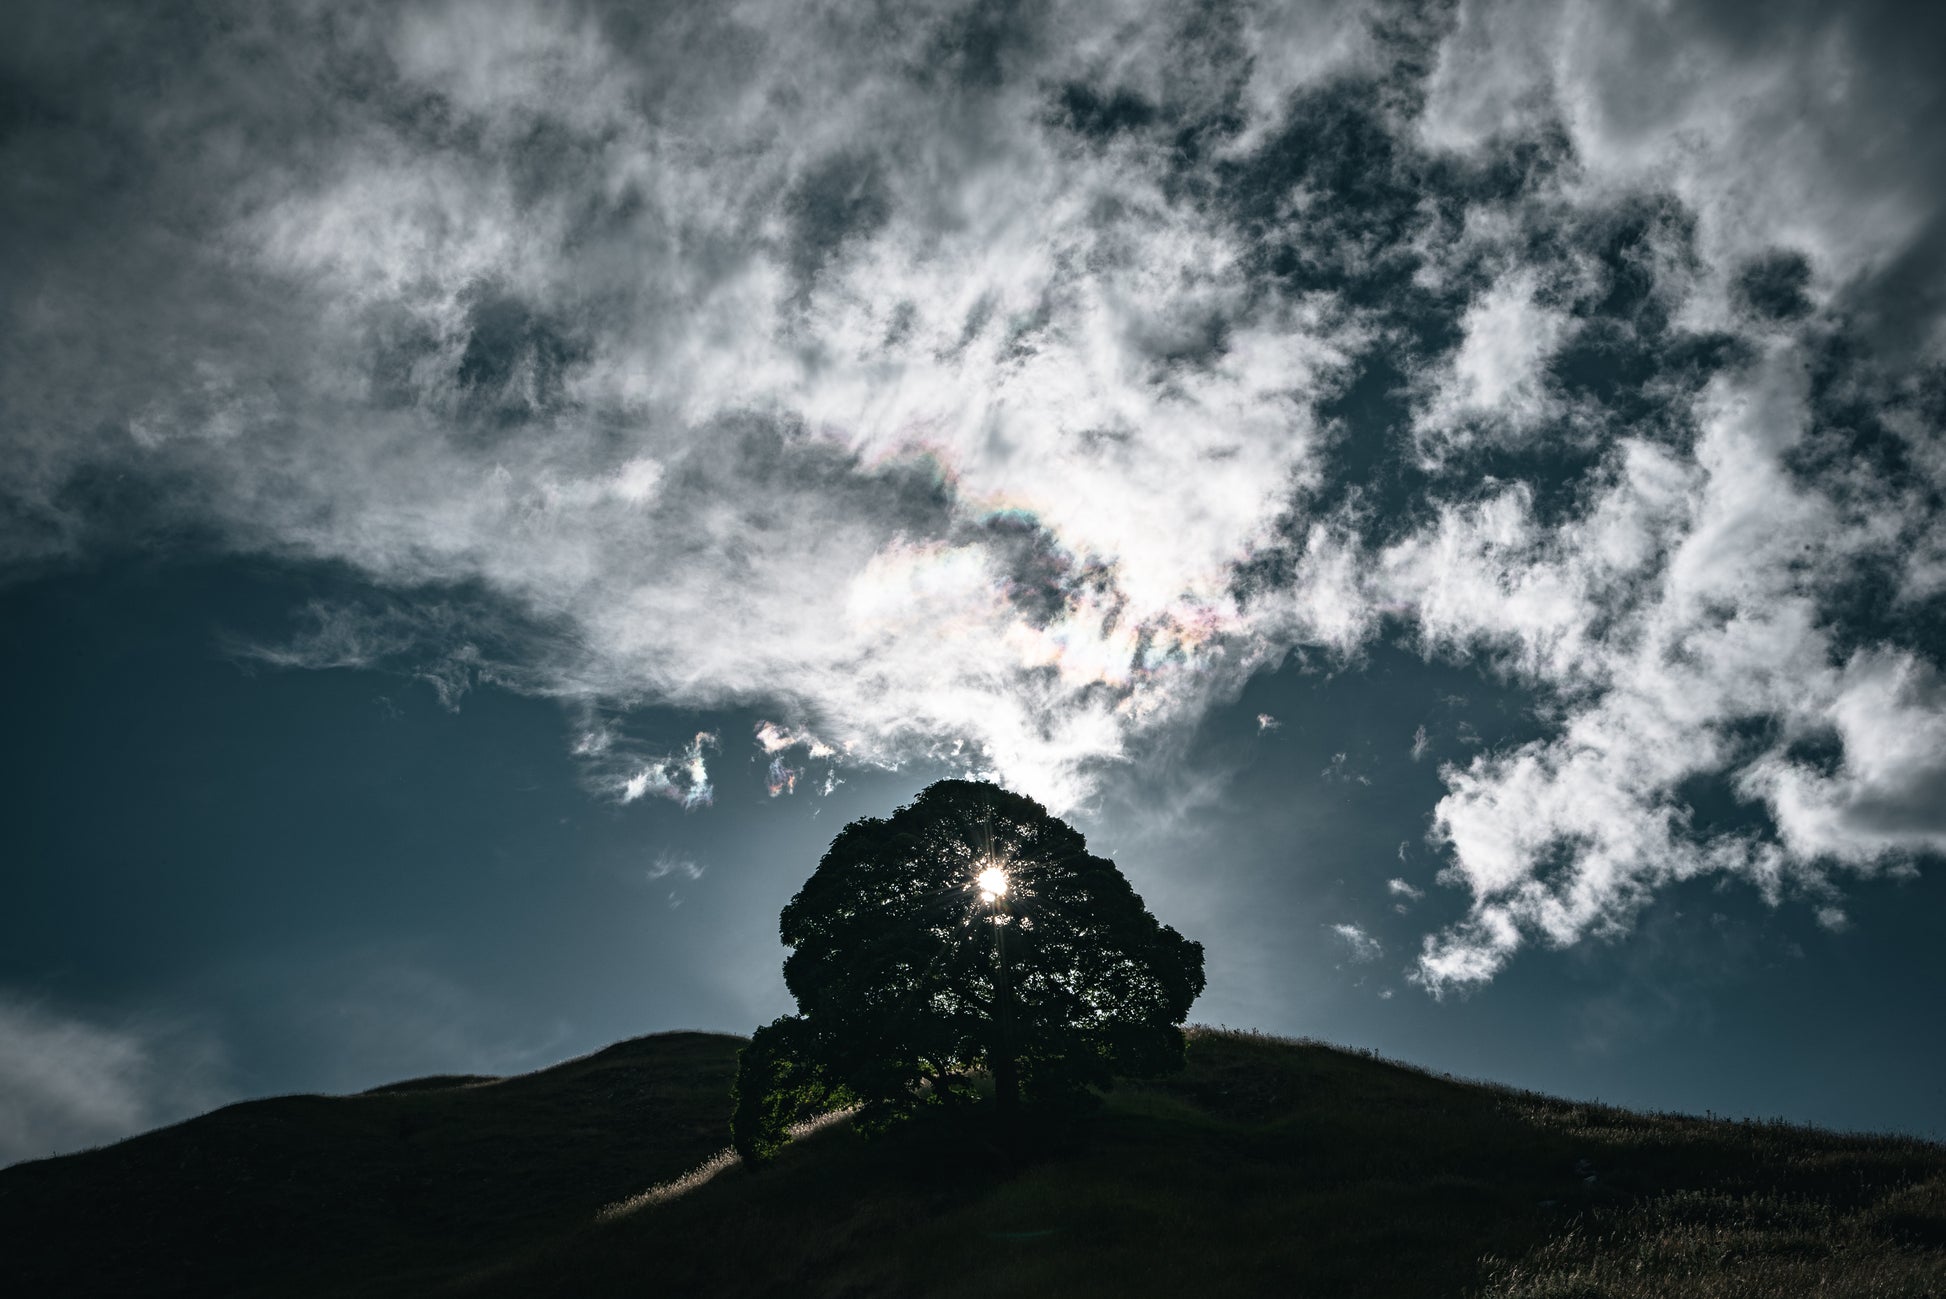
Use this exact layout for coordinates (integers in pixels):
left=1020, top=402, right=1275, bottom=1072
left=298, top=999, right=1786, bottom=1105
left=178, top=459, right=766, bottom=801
left=5, top=1028, right=1941, bottom=1297
left=1471, top=1101, right=1946, bottom=1298
left=460, top=1029, right=1946, bottom=1298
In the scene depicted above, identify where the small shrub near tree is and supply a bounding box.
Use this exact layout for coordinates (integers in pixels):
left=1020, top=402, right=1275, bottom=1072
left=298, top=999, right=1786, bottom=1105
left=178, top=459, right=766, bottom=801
left=731, top=779, right=1205, bottom=1163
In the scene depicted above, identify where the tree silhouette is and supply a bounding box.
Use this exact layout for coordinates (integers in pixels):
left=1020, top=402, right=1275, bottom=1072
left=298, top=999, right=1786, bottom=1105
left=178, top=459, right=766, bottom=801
left=731, top=779, right=1204, bottom=1163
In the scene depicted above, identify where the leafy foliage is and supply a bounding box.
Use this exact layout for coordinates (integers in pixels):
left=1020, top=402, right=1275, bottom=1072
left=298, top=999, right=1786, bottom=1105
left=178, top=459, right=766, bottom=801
left=732, top=780, right=1204, bottom=1161
left=729, top=1016, right=848, bottom=1165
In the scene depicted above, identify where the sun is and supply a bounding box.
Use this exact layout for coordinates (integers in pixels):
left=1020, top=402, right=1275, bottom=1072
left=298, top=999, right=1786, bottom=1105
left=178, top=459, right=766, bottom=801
left=975, top=865, right=1010, bottom=901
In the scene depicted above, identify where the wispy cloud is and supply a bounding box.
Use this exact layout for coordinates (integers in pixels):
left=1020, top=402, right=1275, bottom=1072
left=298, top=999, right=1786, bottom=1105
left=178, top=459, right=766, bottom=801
left=0, top=997, right=226, bottom=1167
left=765, top=758, right=800, bottom=798
left=647, top=851, right=706, bottom=883
left=754, top=722, right=835, bottom=760
left=296, top=953, right=573, bottom=1094
left=1329, top=923, right=1384, bottom=964
left=620, top=733, right=717, bottom=809
left=0, top=0, right=1373, bottom=815
left=1321, top=753, right=1371, bottom=786
left=3, top=0, right=1941, bottom=985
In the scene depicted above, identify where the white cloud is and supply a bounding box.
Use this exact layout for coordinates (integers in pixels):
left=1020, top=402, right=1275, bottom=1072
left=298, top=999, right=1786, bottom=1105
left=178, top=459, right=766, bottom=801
left=1408, top=347, right=1946, bottom=992
left=1321, top=752, right=1371, bottom=786
left=755, top=721, right=835, bottom=759
left=1415, top=269, right=1572, bottom=456
left=1739, top=650, right=1946, bottom=865
left=2, top=0, right=1940, bottom=986
left=1420, top=0, right=1944, bottom=311
left=619, top=733, right=717, bottom=808
left=1229, top=0, right=1377, bottom=151
left=114, top=1, right=1366, bottom=814
left=0, top=998, right=225, bottom=1167
left=1381, top=435, right=1698, bottom=684
left=1329, top=922, right=1383, bottom=963
left=647, top=851, right=706, bottom=882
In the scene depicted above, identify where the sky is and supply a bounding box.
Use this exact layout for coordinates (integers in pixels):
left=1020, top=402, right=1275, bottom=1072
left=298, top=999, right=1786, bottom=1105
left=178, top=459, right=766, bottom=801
left=3, top=0, right=1945, bottom=1165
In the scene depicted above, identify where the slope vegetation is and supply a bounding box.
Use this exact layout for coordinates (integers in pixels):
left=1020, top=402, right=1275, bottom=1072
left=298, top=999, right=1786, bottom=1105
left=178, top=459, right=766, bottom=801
left=0, top=1032, right=742, bottom=1298
left=4, top=1029, right=1942, bottom=1297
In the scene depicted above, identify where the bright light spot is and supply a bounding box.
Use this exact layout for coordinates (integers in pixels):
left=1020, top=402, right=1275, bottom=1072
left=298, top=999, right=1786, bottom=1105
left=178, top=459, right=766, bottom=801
left=976, top=866, right=1010, bottom=900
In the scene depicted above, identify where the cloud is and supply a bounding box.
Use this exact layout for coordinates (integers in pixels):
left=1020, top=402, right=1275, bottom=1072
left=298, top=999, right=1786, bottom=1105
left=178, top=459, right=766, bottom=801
left=0, top=997, right=225, bottom=1167
left=1387, top=878, right=1424, bottom=902
left=1414, top=268, right=1573, bottom=456
left=619, top=733, right=717, bottom=808
left=2, top=0, right=1940, bottom=982
left=0, top=0, right=1372, bottom=812
left=1420, top=0, right=1946, bottom=343
left=1321, top=752, right=1372, bottom=786
left=1329, top=922, right=1383, bottom=963
left=296, top=951, right=573, bottom=1092
left=226, top=597, right=558, bottom=710
left=1408, top=349, right=1946, bottom=992
left=1738, top=650, right=1946, bottom=865
left=765, top=757, right=801, bottom=798
left=754, top=721, right=836, bottom=760
left=647, top=851, right=705, bottom=883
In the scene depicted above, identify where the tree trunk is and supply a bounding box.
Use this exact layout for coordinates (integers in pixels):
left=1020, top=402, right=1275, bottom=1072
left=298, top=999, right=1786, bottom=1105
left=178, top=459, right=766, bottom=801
left=993, top=915, right=1018, bottom=1118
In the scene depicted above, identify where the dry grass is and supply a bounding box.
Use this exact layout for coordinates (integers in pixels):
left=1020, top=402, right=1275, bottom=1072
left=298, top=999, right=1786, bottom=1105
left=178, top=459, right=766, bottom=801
left=463, top=1029, right=1946, bottom=1299
left=6, top=1027, right=1941, bottom=1298
left=597, top=1106, right=859, bottom=1220
left=1478, top=1182, right=1946, bottom=1298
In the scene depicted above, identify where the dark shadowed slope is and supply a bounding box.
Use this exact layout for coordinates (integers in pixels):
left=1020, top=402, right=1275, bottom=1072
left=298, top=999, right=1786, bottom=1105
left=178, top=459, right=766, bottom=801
left=0, top=1032, right=743, bottom=1298
left=461, top=1029, right=1946, bottom=1299
left=6, top=1029, right=1944, bottom=1298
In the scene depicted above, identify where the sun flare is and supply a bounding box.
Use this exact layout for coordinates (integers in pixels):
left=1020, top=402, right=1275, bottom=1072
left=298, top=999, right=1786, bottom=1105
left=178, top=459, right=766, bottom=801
left=976, top=866, right=1010, bottom=900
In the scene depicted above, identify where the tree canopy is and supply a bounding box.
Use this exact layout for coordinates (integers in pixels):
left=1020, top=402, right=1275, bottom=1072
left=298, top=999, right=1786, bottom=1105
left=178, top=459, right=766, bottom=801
left=731, top=779, right=1204, bottom=1163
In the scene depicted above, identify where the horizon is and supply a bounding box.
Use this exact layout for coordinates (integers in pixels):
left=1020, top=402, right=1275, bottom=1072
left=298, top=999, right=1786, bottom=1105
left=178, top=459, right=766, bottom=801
left=4, top=0, right=1945, bottom=1166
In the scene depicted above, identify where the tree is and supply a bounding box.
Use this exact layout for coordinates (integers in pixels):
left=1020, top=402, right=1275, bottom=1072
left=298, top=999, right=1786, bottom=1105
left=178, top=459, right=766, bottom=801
left=731, top=779, right=1204, bottom=1163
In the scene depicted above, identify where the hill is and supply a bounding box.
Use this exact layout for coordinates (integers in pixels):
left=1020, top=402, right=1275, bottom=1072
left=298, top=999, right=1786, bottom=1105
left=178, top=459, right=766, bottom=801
left=3, top=1029, right=1942, bottom=1297
left=0, top=1032, right=742, bottom=1298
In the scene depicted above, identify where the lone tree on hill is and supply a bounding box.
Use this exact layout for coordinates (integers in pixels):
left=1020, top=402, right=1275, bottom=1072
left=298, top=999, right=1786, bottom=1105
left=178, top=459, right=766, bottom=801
left=731, top=779, right=1205, bottom=1163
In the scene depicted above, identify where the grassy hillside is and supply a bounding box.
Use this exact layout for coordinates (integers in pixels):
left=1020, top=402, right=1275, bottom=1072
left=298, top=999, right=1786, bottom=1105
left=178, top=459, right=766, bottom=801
left=0, top=1033, right=743, bottom=1298
left=5, top=1029, right=1943, bottom=1297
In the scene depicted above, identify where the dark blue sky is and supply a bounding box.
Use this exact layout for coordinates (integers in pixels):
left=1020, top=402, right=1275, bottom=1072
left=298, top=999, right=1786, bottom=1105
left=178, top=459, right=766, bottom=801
left=4, top=0, right=1945, bottom=1162
left=5, top=554, right=1941, bottom=1159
